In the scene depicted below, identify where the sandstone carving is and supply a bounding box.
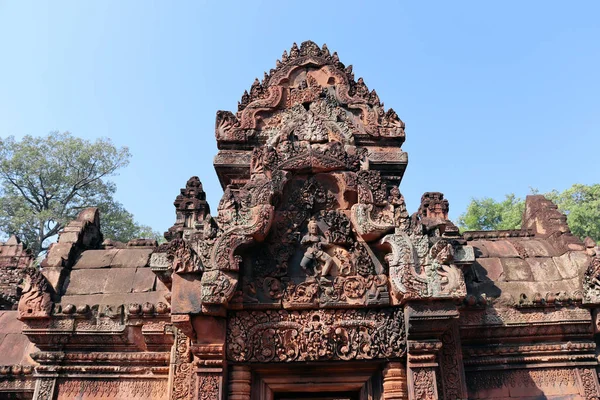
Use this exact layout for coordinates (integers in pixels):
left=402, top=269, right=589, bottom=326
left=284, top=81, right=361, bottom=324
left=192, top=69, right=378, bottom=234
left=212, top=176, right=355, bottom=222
left=1, top=41, right=599, bottom=400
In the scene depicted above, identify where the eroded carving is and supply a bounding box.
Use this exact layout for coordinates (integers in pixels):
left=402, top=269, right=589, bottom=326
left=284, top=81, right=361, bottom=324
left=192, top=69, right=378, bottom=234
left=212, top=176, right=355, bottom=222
left=18, top=266, right=52, bottom=319
left=226, top=308, right=405, bottom=362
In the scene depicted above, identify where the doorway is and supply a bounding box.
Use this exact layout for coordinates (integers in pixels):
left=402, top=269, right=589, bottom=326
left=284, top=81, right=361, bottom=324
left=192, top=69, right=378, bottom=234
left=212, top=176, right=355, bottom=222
left=275, top=392, right=359, bottom=400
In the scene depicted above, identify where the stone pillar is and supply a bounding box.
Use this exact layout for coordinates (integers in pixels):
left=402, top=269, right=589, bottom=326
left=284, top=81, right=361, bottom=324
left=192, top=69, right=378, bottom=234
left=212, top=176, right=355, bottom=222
left=382, top=362, right=408, bottom=399
left=191, top=315, right=227, bottom=400
left=169, top=328, right=194, bottom=400
left=438, top=323, right=467, bottom=400
left=228, top=365, right=251, bottom=400
left=407, top=341, right=441, bottom=400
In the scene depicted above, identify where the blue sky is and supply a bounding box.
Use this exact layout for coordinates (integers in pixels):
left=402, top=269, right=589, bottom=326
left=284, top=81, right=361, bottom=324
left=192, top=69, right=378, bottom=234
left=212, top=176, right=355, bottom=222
left=1, top=1, right=598, bottom=235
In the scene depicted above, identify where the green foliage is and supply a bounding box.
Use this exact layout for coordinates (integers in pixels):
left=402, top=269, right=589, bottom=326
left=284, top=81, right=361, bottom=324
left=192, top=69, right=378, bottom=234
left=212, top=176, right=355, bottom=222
left=546, top=184, right=600, bottom=242
left=458, top=184, right=600, bottom=242
left=457, top=194, right=525, bottom=231
left=0, top=132, right=161, bottom=255
left=99, top=201, right=165, bottom=244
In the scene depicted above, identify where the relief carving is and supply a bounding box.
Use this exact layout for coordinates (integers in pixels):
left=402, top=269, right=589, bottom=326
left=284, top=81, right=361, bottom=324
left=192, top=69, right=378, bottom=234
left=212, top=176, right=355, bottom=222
left=171, top=329, right=193, bottom=400
left=583, top=255, right=600, bottom=304
left=18, top=266, right=52, bottom=319
left=226, top=308, right=405, bottom=362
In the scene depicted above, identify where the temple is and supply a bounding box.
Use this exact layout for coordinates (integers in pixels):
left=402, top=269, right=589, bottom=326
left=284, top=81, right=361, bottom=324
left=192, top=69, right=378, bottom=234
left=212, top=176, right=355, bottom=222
left=1, top=41, right=600, bottom=400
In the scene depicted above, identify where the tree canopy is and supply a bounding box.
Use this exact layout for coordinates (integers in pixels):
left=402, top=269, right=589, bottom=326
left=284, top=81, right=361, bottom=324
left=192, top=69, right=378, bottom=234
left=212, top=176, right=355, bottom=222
left=457, top=184, right=600, bottom=242
left=0, top=132, right=161, bottom=255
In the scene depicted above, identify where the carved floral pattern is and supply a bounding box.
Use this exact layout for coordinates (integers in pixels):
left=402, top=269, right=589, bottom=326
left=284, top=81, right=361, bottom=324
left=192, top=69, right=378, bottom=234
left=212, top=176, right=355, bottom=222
left=57, top=378, right=167, bottom=399
left=226, top=308, right=405, bottom=362
left=412, top=368, right=436, bottom=400
left=197, top=374, right=220, bottom=400
left=171, top=329, right=193, bottom=400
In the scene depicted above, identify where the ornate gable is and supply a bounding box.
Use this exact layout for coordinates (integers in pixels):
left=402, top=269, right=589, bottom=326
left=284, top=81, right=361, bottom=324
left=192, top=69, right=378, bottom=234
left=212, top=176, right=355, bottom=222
left=214, top=41, right=408, bottom=189
left=159, top=42, right=473, bottom=320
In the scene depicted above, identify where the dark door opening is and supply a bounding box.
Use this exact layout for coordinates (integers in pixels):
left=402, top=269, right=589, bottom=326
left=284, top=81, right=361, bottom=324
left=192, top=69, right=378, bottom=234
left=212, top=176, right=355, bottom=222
left=275, top=392, right=359, bottom=400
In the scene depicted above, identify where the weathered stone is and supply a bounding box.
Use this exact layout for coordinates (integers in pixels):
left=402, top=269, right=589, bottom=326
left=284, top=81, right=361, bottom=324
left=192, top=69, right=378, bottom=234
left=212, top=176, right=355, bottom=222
left=66, top=268, right=136, bottom=295
left=2, top=41, right=599, bottom=400
left=475, top=258, right=504, bottom=282
left=483, top=240, right=520, bottom=258
left=170, top=273, right=202, bottom=314
left=72, top=249, right=118, bottom=269
left=517, top=239, right=558, bottom=257
left=109, top=249, right=153, bottom=268
left=501, top=257, right=533, bottom=281
left=553, top=252, right=581, bottom=279
left=527, top=257, right=562, bottom=282
left=132, top=268, right=157, bottom=293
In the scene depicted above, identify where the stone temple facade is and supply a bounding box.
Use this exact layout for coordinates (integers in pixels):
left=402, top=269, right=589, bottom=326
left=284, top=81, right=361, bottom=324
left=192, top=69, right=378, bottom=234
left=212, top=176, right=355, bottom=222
left=1, top=41, right=600, bottom=400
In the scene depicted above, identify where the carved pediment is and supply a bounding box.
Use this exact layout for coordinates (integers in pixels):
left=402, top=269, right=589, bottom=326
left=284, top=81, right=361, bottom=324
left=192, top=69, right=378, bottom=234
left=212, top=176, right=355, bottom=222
left=157, top=42, right=473, bottom=316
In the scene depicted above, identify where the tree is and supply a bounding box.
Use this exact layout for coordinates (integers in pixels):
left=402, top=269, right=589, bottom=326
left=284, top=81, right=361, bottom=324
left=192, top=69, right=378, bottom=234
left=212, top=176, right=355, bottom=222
left=546, top=184, right=600, bottom=242
left=0, top=132, right=161, bottom=255
left=457, top=194, right=524, bottom=231
left=457, top=184, right=600, bottom=242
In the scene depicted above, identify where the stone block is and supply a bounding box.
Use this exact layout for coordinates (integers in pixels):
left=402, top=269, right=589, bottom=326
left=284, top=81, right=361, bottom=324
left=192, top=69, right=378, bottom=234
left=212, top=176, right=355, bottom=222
left=66, top=269, right=109, bottom=295
left=475, top=258, right=504, bottom=282
left=471, top=241, right=489, bottom=258
left=553, top=251, right=590, bottom=280
left=497, top=276, right=581, bottom=298
left=132, top=268, right=156, bottom=293
left=171, top=273, right=203, bottom=314
left=41, top=266, right=67, bottom=294
left=483, top=240, right=520, bottom=258
left=61, top=291, right=168, bottom=308
left=110, top=249, right=153, bottom=268
left=568, top=251, right=591, bottom=273
left=527, top=257, right=562, bottom=282
left=0, top=311, right=24, bottom=334
left=103, top=268, right=137, bottom=294
left=41, top=242, right=74, bottom=268
left=66, top=268, right=136, bottom=295
left=518, top=239, right=558, bottom=257
left=0, top=333, right=32, bottom=365
left=73, top=249, right=119, bottom=269
left=553, top=253, right=578, bottom=280
left=58, top=231, right=80, bottom=244
left=501, top=258, right=533, bottom=281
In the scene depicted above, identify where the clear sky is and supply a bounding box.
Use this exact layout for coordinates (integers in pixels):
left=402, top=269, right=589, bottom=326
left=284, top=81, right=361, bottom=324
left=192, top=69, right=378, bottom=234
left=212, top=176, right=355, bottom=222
left=1, top=1, right=598, bottom=235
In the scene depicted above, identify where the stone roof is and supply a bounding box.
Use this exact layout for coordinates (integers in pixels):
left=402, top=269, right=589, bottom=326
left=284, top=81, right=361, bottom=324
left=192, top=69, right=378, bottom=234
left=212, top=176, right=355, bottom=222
left=31, top=208, right=169, bottom=311
left=60, top=247, right=168, bottom=308
left=464, top=195, right=596, bottom=306
left=0, top=311, right=37, bottom=368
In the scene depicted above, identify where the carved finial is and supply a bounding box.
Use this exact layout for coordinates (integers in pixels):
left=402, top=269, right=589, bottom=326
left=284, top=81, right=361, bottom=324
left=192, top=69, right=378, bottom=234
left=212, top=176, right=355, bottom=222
left=250, top=78, right=262, bottom=98
left=263, top=71, right=269, bottom=85
left=281, top=50, right=289, bottom=62
left=322, top=43, right=330, bottom=57
left=370, top=89, right=380, bottom=104
left=165, top=176, right=211, bottom=241
left=290, top=42, right=300, bottom=58
left=300, top=40, right=321, bottom=57
left=276, top=59, right=281, bottom=68
left=355, top=77, right=369, bottom=97
left=332, top=51, right=339, bottom=63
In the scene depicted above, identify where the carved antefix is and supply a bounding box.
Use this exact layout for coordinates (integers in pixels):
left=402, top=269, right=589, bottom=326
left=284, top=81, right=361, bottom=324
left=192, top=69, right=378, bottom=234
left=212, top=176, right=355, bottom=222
left=17, top=266, right=52, bottom=319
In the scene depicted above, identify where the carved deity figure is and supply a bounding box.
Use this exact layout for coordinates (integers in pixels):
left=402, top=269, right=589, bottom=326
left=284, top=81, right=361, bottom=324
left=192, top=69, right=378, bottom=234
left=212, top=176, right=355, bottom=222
left=300, top=219, right=334, bottom=276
